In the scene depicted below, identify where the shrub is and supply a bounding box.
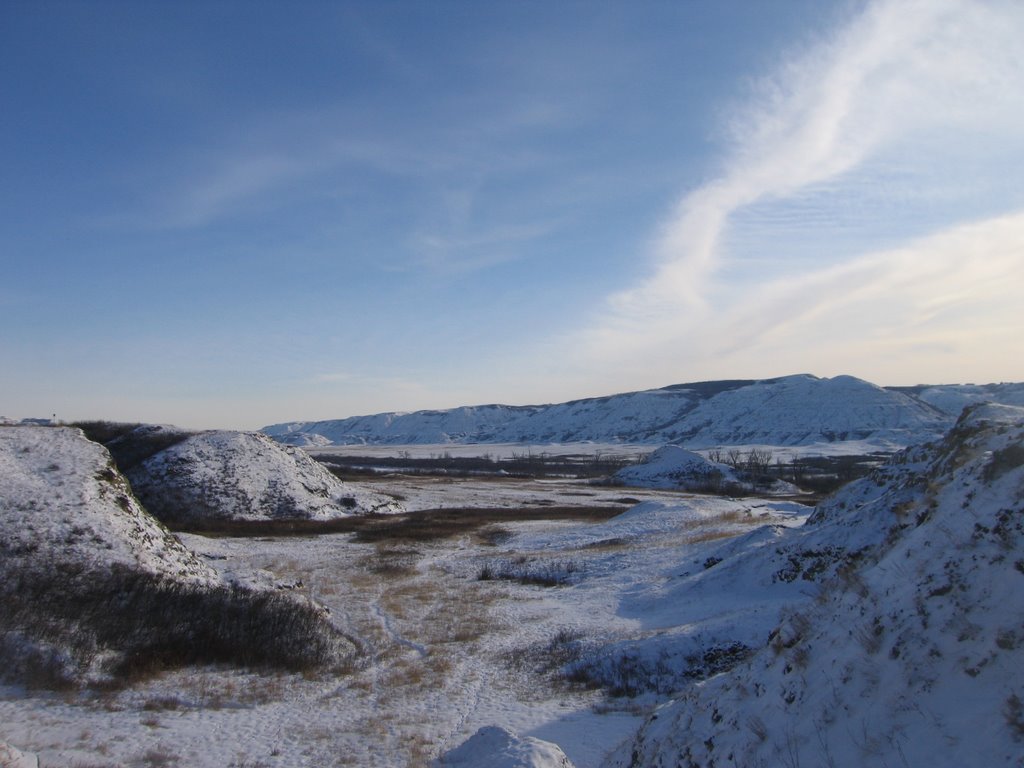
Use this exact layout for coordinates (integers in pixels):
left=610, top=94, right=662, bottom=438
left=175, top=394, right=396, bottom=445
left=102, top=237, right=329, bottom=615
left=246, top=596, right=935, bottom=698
left=985, top=443, right=1024, bottom=481
left=477, top=558, right=583, bottom=587
left=0, top=563, right=353, bottom=688
left=73, top=421, right=193, bottom=472
left=566, top=641, right=750, bottom=698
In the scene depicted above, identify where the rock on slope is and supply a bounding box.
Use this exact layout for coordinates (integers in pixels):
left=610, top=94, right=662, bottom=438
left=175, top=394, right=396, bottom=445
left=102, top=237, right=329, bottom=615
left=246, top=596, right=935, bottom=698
left=608, top=404, right=1024, bottom=767
left=0, top=426, right=352, bottom=687
left=120, top=427, right=402, bottom=526
left=263, top=374, right=957, bottom=448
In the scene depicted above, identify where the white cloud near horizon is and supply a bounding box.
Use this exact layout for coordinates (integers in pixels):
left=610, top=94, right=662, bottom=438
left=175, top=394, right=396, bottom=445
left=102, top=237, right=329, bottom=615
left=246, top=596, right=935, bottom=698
left=568, top=0, right=1024, bottom=385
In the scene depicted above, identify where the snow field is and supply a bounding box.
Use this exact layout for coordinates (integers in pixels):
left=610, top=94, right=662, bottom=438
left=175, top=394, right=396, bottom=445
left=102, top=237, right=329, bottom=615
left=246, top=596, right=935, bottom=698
left=10, top=405, right=1019, bottom=767
left=0, top=471, right=806, bottom=767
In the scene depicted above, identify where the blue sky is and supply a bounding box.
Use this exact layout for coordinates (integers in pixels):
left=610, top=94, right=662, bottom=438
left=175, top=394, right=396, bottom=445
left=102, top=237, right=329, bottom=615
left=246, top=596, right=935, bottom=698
left=3, top=0, right=1023, bottom=429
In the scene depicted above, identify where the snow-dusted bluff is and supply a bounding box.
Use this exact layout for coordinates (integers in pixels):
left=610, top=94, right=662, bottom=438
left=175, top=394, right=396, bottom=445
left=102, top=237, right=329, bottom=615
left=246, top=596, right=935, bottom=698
left=608, top=403, right=1024, bottom=767
left=119, top=427, right=403, bottom=526
left=263, top=374, right=1015, bottom=448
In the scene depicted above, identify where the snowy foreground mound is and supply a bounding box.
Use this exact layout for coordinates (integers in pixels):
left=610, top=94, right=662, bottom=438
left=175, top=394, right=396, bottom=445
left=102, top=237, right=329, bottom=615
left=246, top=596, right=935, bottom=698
left=437, top=726, right=575, bottom=768
left=263, top=374, right=1002, bottom=447
left=607, top=403, right=1024, bottom=767
left=0, top=426, right=353, bottom=687
left=117, top=426, right=403, bottom=526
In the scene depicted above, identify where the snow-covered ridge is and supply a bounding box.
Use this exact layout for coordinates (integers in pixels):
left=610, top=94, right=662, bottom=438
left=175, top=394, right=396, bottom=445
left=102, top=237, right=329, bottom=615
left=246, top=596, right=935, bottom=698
left=608, top=403, right=1024, bottom=767
left=263, top=374, right=1020, bottom=448
left=116, top=426, right=404, bottom=526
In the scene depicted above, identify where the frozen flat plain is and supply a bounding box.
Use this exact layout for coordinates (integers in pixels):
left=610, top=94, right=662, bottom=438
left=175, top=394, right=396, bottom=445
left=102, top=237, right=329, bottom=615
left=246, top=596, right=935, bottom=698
left=0, top=468, right=808, bottom=767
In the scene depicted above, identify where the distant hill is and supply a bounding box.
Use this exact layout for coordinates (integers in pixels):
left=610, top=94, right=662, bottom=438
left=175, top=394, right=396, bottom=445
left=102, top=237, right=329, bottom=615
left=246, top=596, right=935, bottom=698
left=262, top=374, right=1024, bottom=449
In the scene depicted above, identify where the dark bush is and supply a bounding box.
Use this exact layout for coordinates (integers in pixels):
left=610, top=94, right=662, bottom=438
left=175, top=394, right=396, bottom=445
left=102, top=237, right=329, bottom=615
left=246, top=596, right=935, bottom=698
left=0, top=563, right=352, bottom=688
left=73, top=421, right=194, bottom=472
left=477, top=558, right=583, bottom=587
left=984, top=442, right=1024, bottom=481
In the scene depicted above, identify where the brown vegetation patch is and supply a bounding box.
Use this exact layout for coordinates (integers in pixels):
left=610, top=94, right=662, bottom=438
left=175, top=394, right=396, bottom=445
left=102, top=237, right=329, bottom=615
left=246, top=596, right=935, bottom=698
left=180, top=505, right=626, bottom=541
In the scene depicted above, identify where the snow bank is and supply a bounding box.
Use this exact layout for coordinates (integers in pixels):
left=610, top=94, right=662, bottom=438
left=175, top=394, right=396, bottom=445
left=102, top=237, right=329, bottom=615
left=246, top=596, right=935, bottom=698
left=436, top=726, right=575, bottom=768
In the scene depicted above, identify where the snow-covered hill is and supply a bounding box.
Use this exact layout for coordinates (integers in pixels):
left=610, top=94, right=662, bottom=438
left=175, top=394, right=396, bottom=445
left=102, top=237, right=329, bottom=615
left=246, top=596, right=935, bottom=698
left=606, top=403, right=1024, bottom=767
left=613, top=444, right=800, bottom=496
left=120, top=427, right=403, bottom=526
left=894, top=380, right=1024, bottom=416
left=263, top=374, right=1005, bottom=449
left=0, top=426, right=215, bottom=584
left=613, top=445, right=738, bottom=492
left=0, top=426, right=354, bottom=687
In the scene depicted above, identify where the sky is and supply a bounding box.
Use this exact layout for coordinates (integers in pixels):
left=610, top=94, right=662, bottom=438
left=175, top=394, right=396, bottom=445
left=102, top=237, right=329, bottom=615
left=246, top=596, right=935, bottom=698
left=2, top=0, right=1023, bottom=430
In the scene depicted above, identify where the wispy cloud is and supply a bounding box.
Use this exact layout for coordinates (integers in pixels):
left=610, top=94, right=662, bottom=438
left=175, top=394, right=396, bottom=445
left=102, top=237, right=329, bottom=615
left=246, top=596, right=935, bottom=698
left=408, top=220, right=559, bottom=274
left=162, top=152, right=314, bottom=228
left=570, top=0, right=1024, bottom=381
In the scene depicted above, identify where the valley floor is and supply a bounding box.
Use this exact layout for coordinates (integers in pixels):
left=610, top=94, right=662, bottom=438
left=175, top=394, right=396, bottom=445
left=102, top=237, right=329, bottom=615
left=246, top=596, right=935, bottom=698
left=0, top=474, right=808, bottom=767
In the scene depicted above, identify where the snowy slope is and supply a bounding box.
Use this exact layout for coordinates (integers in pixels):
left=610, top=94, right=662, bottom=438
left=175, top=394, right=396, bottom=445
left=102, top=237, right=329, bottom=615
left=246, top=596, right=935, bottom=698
left=897, top=381, right=1024, bottom=416
left=0, top=426, right=355, bottom=688
left=0, top=426, right=215, bottom=583
left=125, top=427, right=403, bottom=526
left=661, top=373, right=945, bottom=446
left=607, top=403, right=1024, bottom=768
left=263, top=374, right=968, bottom=448
left=268, top=404, right=541, bottom=446
left=0, top=426, right=216, bottom=685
